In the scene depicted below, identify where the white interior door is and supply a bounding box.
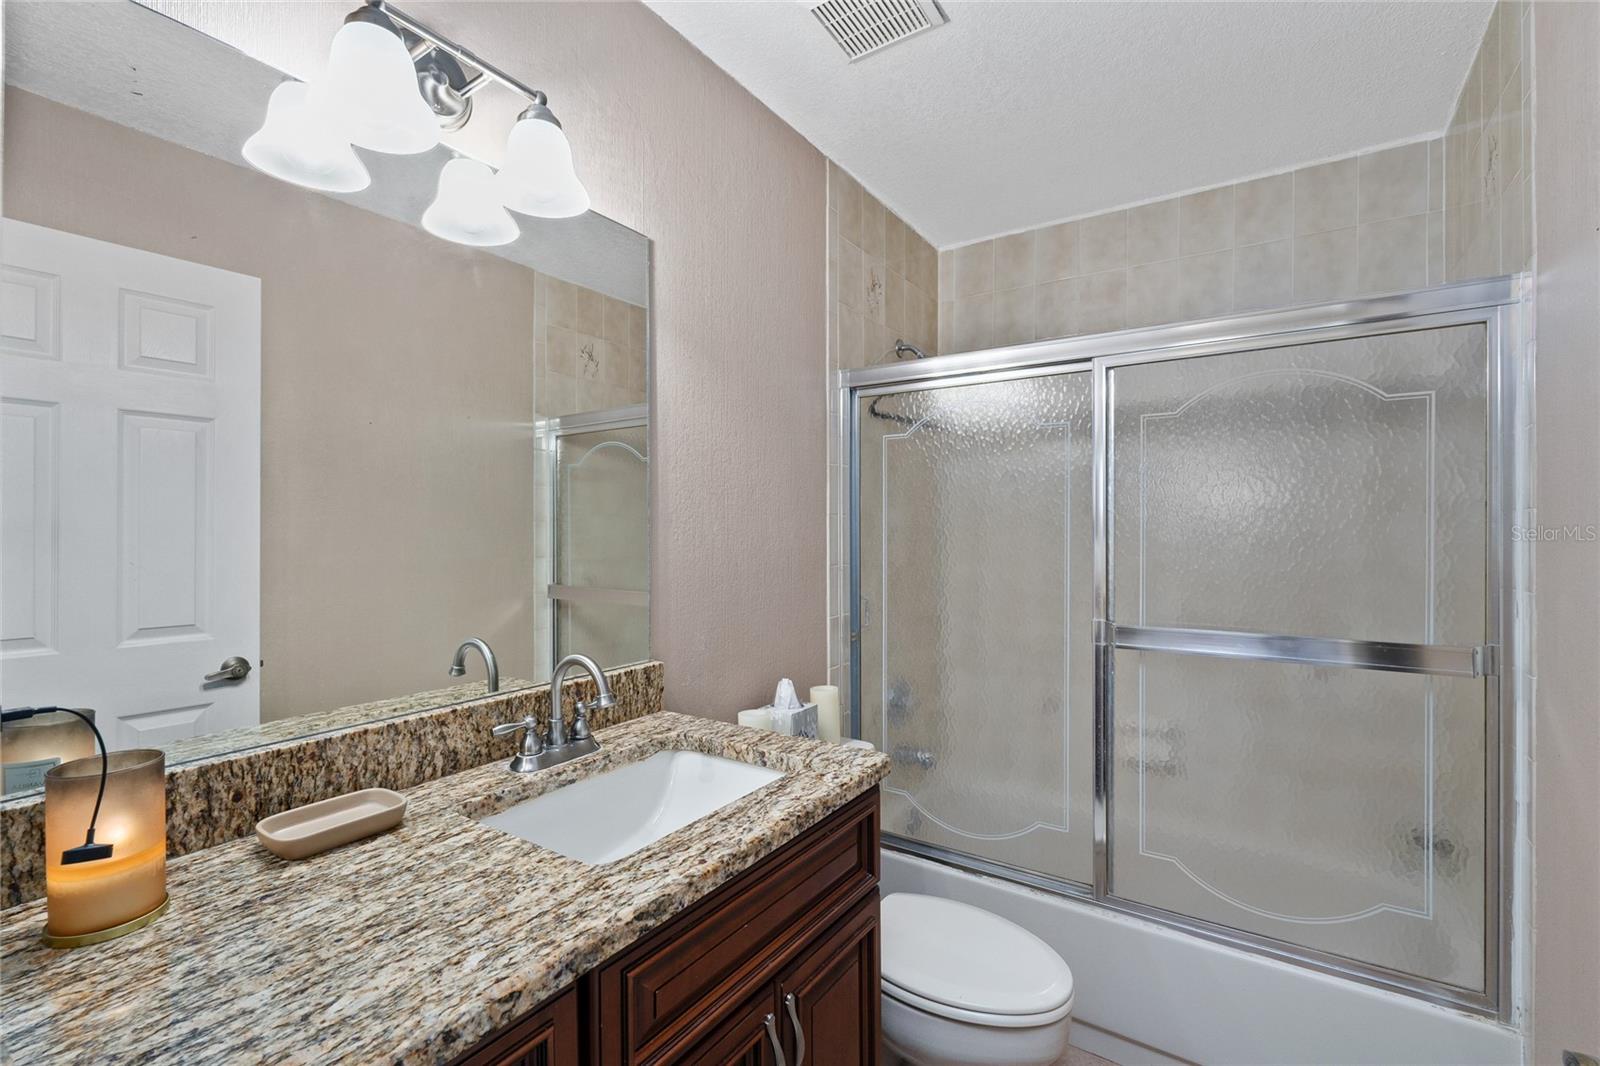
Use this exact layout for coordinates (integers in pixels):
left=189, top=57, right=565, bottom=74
left=1, top=219, right=261, bottom=749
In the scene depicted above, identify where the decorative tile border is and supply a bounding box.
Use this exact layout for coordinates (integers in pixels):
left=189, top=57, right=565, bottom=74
left=0, top=662, right=663, bottom=908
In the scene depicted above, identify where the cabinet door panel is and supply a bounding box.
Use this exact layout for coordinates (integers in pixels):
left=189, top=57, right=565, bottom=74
left=777, top=894, right=880, bottom=1066
left=677, top=986, right=780, bottom=1066
left=453, top=985, right=580, bottom=1066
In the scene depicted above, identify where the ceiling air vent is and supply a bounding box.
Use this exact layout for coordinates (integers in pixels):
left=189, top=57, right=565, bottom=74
left=810, top=0, right=949, bottom=62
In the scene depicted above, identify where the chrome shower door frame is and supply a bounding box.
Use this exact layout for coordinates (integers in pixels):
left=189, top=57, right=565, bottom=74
left=842, top=276, right=1526, bottom=1020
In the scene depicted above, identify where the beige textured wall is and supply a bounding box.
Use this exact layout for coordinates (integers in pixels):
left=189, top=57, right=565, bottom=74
left=3, top=88, right=542, bottom=722
left=358, top=1, right=827, bottom=718
left=1530, top=4, right=1600, bottom=1061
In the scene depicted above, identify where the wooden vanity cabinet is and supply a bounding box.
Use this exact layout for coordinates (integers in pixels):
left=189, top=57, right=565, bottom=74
left=455, top=788, right=880, bottom=1066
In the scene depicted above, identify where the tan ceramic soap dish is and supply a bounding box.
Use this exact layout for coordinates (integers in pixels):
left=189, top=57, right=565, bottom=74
left=255, top=788, right=407, bottom=860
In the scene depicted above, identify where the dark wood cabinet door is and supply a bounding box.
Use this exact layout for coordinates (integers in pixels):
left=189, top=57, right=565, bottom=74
left=675, top=987, right=782, bottom=1066
left=776, top=893, right=880, bottom=1066
left=453, top=985, right=581, bottom=1066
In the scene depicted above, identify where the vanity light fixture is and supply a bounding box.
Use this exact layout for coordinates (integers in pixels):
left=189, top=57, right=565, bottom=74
left=423, top=158, right=519, bottom=246
left=242, top=0, right=591, bottom=243
left=242, top=82, right=372, bottom=193
left=495, top=93, right=590, bottom=220
left=312, top=11, right=442, bottom=155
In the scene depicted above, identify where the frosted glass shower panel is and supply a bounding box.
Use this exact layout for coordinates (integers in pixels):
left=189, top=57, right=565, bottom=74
left=1110, top=325, right=1489, bottom=645
left=556, top=425, right=649, bottom=591
left=1109, top=650, right=1487, bottom=990
left=856, top=371, right=1094, bottom=884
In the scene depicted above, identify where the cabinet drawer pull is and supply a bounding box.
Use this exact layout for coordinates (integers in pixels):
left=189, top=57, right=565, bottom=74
left=784, top=993, right=805, bottom=1066
left=763, top=1012, right=788, bottom=1066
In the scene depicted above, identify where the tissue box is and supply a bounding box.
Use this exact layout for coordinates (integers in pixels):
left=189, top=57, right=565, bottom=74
left=770, top=702, right=818, bottom=739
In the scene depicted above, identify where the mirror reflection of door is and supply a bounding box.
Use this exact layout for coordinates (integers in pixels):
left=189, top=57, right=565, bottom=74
left=1, top=219, right=262, bottom=748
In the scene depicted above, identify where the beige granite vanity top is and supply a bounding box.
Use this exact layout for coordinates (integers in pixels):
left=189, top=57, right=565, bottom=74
left=0, top=712, right=890, bottom=1065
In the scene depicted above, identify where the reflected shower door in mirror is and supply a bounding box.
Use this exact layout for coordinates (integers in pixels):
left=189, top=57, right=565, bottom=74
left=1105, top=325, right=1494, bottom=995
left=0, top=0, right=650, bottom=791
left=855, top=370, right=1095, bottom=886
left=540, top=409, right=649, bottom=676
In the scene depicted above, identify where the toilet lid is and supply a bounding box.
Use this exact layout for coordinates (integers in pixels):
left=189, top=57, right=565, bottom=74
left=880, top=893, right=1074, bottom=1018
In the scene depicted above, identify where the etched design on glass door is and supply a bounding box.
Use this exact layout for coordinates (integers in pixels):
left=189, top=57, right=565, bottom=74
left=1132, top=367, right=1441, bottom=924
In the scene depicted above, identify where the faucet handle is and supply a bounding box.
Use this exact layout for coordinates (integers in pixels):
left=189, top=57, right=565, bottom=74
left=571, top=701, right=592, bottom=741
left=494, top=715, right=547, bottom=773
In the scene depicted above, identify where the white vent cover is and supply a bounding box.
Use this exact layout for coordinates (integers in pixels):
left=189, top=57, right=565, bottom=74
left=810, top=0, right=948, bottom=62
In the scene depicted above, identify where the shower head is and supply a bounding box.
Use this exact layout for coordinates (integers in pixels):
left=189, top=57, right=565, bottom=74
left=893, top=339, right=929, bottom=360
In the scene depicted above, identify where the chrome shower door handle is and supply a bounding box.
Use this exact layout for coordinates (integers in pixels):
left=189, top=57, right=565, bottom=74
left=783, top=993, right=805, bottom=1066
left=204, top=656, right=252, bottom=683
left=763, top=1012, right=788, bottom=1066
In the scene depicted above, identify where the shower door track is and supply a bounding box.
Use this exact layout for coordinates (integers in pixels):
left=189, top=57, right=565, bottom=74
left=842, top=276, right=1526, bottom=1021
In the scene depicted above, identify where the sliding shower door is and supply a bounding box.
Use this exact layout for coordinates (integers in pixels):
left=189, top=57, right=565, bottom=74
left=848, top=281, right=1517, bottom=1014
left=1102, top=323, right=1496, bottom=996
left=855, top=369, right=1096, bottom=885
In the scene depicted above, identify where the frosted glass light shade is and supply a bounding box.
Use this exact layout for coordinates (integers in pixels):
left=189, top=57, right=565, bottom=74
left=494, top=115, right=590, bottom=219
left=242, top=82, right=370, bottom=193
left=313, top=20, right=439, bottom=155
left=423, top=158, right=520, bottom=247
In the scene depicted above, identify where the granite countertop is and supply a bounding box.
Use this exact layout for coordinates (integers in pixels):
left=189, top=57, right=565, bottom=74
left=0, top=712, right=890, bottom=1065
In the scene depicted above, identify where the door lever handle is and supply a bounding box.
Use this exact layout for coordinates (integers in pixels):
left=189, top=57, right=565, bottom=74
left=204, top=656, right=252, bottom=683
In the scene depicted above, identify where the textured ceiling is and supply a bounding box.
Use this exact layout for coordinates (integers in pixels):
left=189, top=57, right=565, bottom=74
left=4, top=0, right=650, bottom=304
left=646, top=0, right=1493, bottom=247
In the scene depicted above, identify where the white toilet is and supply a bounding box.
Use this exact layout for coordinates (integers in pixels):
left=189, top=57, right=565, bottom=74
left=880, top=892, right=1076, bottom=1066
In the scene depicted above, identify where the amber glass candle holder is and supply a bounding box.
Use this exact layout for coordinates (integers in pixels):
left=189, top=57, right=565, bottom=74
left=43, top=749, right=168, bottom=947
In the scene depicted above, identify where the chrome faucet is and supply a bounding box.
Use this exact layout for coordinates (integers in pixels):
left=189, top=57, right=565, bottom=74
left=491, top=652, right=614, bottom=774
left=449, top=638, right=499, bottom=694
left=548, top=653, right=615, bottom=748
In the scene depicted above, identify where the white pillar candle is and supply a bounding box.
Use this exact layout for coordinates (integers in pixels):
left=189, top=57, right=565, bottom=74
left=737, top=708, right=773, bottom=731
left=810, top=685, right=842, bottom=744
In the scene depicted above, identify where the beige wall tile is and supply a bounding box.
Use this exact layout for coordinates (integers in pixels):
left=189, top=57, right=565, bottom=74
left=1294, top=158, right=1357, bottom=235
left=861, top=192, right=886, bottom=258
left=1079, top=210, right=1129, bottom=274
left=938, top=248, right=955, bottom=298
left=836, top=166, right=863, bottom=246
left=1358, top=142, right=1429, bottom=222
left=1075, top=270, right=1127, bottom=333
left=908, top=232, right=937, bottom=296
left=839, top=239, right=863, bottom=312
left=1427, top=209, right=1445, bottom=285
left=838, top=307, right=864, bottom=369
left=1128, top=198, right=1179, bottom=265
left=949, top=292, right=993, bottom=352
left=1035, top=221, right=1080, bottom=281
left=864, top=255, right=887, bottom=325
left=994, top=231, right=1036, bottom=291
left=885, top=211, right=907, bottom=274
left=1292, top=226, right=1357, bottom=302
left=575, top=284, right=605, bottom=336
left=1177, top=249, right=1233, bottom=319
left=1234, top=239, right=1293, bottom=310
left=602, top=295, right=632, bottom=345
left=1036, top=278, right=1078, bottom=340
left=1127, top=258, right=1180, bottom=327
left=952, top=239, right=996, bottom=298
left=1429, top=138, right=1444, bottom=212
left=1357, top=213, right=1428, bottom=295
left=937, top=299, right=953, bottom=353
left=1235, top=173, right=1293, bottom=245
left=886, top=270, right=908, bottom=338
left=993, top=286, right=1037, bottom=347
left=1179, top=187, right=1234, bottom=256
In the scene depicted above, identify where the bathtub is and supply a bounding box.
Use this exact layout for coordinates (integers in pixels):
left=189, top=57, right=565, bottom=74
left=881, top=848, right=1522, bottom=1065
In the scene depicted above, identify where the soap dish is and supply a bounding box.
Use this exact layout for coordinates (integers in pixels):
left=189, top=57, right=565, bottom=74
left=255, top=788, right=407, bottom=860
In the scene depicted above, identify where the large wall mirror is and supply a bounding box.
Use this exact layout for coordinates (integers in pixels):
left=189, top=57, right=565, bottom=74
left=0, top=0, right=651, bottom=794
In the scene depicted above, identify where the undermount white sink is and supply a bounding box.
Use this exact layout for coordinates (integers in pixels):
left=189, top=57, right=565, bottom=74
left=478, top=750, right=785, bottom=864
